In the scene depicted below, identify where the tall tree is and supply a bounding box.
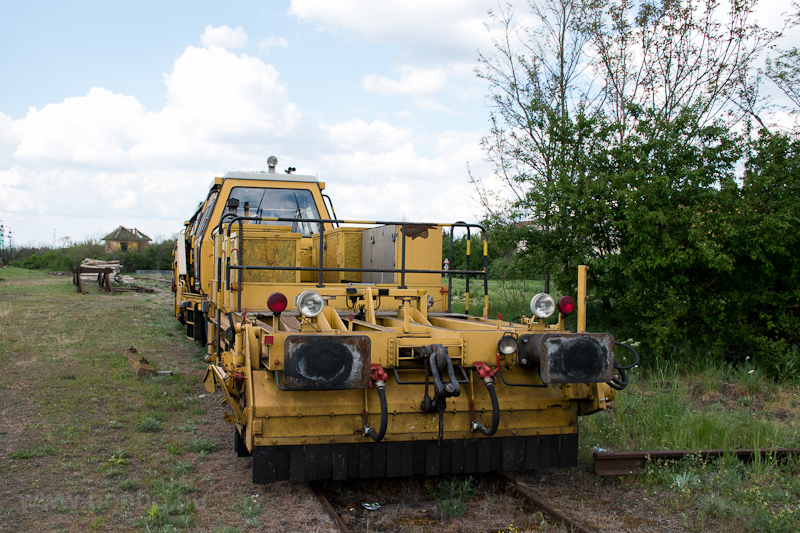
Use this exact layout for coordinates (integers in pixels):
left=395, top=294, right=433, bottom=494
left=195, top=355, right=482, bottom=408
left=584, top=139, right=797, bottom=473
left=584, top=0, right=777, bottom=134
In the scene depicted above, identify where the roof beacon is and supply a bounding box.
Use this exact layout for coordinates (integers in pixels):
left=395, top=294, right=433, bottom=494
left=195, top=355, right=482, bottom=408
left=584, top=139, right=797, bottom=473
left=267, top=156, right=278, bottom=173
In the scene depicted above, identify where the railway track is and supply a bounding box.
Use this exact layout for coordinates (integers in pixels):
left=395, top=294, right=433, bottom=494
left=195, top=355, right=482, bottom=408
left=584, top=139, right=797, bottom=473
left=309, top=473, right=596, bottom=533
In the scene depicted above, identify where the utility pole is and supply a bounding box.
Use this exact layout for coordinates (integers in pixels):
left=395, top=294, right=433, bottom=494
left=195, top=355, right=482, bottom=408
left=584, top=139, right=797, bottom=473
left=8, top=230, right=12, bottom=262
left=0, top=221, right=4, bottom=266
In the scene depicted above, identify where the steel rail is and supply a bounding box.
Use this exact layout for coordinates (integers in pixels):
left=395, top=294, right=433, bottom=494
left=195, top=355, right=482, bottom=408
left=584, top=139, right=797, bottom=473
left=594, top=448, right=800, bottom=476
left=493, top=473, right=597, bottom=533
left=309, top=482, right=350, bottom=533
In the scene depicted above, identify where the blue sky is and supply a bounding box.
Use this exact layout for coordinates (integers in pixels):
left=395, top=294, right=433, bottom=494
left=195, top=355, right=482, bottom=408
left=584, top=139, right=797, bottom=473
left=0, top=0, right=794, bottom=246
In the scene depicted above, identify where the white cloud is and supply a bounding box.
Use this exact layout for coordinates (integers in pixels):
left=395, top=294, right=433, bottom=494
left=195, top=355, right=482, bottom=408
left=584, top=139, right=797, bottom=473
left=13, top=88, right=147, bottom=166
left=200, top=24, right=247, bottom=50
left=258, top=36, right=289, bottom=54
left=162, top=44, right=301, bottom=142
left=319, top=118, right=413, bottom=152
left=363, top=67, right=449, bottom=98
left=289, top=0, right=492, bottom=58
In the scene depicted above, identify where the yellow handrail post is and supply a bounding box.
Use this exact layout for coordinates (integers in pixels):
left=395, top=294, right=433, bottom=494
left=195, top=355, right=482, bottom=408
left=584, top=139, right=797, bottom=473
left=577, top=265, right=588, bottom=333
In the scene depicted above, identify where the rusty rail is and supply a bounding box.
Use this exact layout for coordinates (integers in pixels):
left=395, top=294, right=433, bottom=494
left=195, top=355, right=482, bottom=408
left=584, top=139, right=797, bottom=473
left=309, top=482, right=350, bottom=533
left=494, top=473, right=596, bottom=533
left=594, top=448, right=800, bottom=476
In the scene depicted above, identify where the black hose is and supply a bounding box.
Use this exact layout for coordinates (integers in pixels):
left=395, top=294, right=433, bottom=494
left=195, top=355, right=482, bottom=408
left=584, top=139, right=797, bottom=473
left=606, top=367, right=628, bottom=390
left=605, top=342, right=639, bottom=391
left=472, top=380, right=500, bottom=436
left=365, top=384, right=388, bottom=442
left=614, top=342, right=640, bottom=370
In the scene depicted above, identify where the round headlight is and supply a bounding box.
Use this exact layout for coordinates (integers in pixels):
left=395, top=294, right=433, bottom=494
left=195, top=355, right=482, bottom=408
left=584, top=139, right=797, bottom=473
left=498, top=334, right=518, bottom=355
left=530, top=293, right=556, bottom=318
left=296, top=290, right=324, bottom=318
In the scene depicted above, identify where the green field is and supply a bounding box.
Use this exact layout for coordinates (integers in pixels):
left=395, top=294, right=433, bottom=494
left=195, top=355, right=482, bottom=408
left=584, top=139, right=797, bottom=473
left=444, top=276, right=545, bottom=319
left=0, top=268, right=330, bottom=532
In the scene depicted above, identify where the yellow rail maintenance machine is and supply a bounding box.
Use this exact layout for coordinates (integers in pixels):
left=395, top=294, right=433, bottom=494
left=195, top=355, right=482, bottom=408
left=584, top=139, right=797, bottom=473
left=173, top=156, right=634, bottom=483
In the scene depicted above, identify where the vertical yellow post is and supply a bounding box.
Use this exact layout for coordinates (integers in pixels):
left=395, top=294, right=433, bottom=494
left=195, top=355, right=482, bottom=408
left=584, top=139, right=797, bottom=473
left=464, top=239, right=471, bottom=313
left=577, top=265, right=588, bottom=333
left=483, top=241, right=489, bottom=319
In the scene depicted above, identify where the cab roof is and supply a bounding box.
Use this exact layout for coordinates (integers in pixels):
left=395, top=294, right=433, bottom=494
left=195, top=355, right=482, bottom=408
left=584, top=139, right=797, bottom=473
left=222, top=171, right=318, bottom=182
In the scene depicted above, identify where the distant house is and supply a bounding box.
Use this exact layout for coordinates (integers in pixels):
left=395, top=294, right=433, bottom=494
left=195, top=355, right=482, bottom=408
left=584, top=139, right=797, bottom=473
left=102, top=226, right=152, bottom=252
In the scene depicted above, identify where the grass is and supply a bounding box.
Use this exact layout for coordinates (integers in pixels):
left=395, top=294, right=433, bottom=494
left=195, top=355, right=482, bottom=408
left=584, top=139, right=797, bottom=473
left=9, top=445, right=58, bottom=459
left=445, top=276, right=545, bottom=319
left=137, top=415, right=164, bottom=433
left=0, top=267, right=252, bottom=531
left=186, top=438, right=218, bottom=455
left=580, top=361, right=800, bottom=531
left=427, top=476, right=476, bottom=518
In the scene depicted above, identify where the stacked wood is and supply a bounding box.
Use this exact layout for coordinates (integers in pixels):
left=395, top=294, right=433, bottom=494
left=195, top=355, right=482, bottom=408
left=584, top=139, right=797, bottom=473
left=79, top=258, right=122, bottom=282
left=111, top=285, right=155, bottom=294
left=81, top=258, right=121, bottom=271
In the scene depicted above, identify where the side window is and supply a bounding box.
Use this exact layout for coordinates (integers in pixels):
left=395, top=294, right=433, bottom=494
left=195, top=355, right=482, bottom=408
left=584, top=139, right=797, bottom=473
left=193, top=191, right=219, bottom=280
left=194, top=191, right=219, bottom=247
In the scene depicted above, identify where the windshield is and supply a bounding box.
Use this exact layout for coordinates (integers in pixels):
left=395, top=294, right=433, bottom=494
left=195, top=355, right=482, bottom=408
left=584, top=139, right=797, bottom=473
left=228, top=187, right=323, bottom=237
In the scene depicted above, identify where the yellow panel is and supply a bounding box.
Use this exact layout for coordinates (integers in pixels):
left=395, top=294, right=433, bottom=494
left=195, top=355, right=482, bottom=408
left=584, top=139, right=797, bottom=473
left=397, top=225, right=443, bottom=286
left=312, top=227, right=363, bottom=283
left=240, top=228, right=301, bottom=283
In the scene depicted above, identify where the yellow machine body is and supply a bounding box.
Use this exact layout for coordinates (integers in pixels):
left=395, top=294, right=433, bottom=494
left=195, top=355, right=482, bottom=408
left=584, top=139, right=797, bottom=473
left=175, top=160, right=618, bottom=483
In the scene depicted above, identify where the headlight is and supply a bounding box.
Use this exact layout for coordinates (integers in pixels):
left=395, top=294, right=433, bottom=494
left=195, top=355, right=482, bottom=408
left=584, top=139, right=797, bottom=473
left=296, top=290, right=324, bottom=318
left=530, top=293, right=555, bottom=318
left=498, top=333, right=518, bottom=355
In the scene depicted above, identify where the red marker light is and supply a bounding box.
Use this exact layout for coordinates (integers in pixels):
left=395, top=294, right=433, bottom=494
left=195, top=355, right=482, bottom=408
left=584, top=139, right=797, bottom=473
left=267, top=292, right=288, bottom=313
left=558, top=295, right=576, bottom=315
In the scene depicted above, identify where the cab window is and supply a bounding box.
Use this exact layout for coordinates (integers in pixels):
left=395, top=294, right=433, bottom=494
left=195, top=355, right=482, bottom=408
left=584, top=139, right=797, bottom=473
left=228, top=187, right=323, bottom=237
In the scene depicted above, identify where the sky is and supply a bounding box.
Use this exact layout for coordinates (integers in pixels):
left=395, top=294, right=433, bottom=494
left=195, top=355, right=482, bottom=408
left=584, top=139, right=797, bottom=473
left=0, top=0, right=505, bottom=247
left=0, top=0, right=795, bottom=247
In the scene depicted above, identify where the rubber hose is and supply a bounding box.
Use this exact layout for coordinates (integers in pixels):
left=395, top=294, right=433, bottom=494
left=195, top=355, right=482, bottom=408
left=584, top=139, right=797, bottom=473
left=614, top=342, right=640, bottom=370
left=606, top=367, right=628, bottom=390
left=366, top=385, right=388, bottom=442
left=474, top=381, right=500, bottom=436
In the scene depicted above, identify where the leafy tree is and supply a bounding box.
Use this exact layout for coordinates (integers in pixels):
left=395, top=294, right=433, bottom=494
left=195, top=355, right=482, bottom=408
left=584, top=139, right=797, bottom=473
left=724, top=130, right=800, bottom=378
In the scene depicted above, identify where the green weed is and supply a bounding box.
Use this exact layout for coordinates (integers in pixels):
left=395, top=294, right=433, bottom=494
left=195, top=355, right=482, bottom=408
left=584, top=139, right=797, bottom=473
left=187, top=438, right=218, bottom=455
left=137, top=415, right=163, bottom=433
left=107, top=449, right=130, bottom=466
left=120, top=478, right=140, bottom=492
left=166, top=443, right=181, bottom=455
left=426, top=476, right=475, bottom=518
left=236, top=497, right=263, bottom=519
left=173, top=461, right=196, bottom=476
left=10, top=445, right=57, bottom=459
